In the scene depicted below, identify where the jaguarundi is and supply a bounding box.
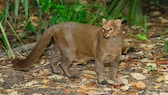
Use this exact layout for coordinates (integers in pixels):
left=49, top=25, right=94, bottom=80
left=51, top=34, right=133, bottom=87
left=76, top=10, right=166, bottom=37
left=13, top=18, right=123, bottom=84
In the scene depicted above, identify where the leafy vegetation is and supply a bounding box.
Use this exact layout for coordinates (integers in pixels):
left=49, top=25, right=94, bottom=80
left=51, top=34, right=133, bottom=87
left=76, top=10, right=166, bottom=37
left=0, top=22, right=14, bottom=58
left=0, top=0, right=167, bottom=57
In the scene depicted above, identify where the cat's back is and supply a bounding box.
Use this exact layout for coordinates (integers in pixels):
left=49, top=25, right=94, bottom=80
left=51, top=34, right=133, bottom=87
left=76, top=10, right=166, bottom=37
left=61, top=22, right=100, bottom=32
left=53, top=22, right=101, bottom=39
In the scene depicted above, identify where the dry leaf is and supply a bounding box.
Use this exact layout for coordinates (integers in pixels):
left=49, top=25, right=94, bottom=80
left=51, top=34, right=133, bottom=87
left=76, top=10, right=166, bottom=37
left=106, top=79, right=114, bottom=84
left=8, top=91, right=18, bottom=95
left=41, top=79, right=49, bottom=84
left=118, top=78, right=129, bottom=85
left=82, top=70, right=96, bottom=75
left=157, top=60, right=168, bottom=65
left=63, top=87, right=72, bottom=94
left=120, top=84, right=131, bottom=91
left=29, top=15, right=39, bottom=26
left=130, top=82, right=136, bottom=87
left=84, top=81, right=95, bottom=87
left=153, top=84, right=162, bottom=89
left=79, top=85, right=97, bottom=91
left=136, top=81, right=146, bottom=89
left=140, top=44, right=154, bottom=51
left=165, top=75, right=168, bottom=84
left=119, top=62, right=128, bottom=70
left=112, top=83, right=121, bottom=88
left=25, top=80, right=39, bottom=87
left=159, top=92, right=168, bottom=95
left=85, top=74, right=94, bottom=79
left=156, top=75, right=165, bottom=83
left=126, top=92, right=137, bottom=95
left=130, top=73, right=146, bottom=80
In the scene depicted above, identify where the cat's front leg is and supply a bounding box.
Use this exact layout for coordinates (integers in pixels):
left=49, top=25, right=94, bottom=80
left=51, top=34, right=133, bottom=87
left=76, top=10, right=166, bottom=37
left=110, top=58, right=120, bottom=82
left=95, top=59, right=107, bottom=84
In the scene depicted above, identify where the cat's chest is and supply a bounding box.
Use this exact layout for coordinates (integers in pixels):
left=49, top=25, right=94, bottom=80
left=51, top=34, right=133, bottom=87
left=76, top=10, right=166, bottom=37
left=99, top=37, right=122, bottom=57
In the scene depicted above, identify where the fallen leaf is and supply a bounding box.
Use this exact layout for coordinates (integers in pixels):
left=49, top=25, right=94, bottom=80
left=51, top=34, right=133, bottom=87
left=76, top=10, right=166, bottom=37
left=159, top=16, right=168, bottom=24
left=63, top=87, right=72, bottom=94
left=165, top=75, right=168, bottom=84
left=106, top=79, right=114, bottom=84
left=25, top=80, right=39, bottom=87
left=82, top=70, right=96, bottom=75
left=156, top=75, right=165, bottom=83
left=159, top=92, right=168, bottom=95
left=136, top=81, right=146, bottom=89
left=118, top=78, right=129, bottom=85
left=140, top=44, right=150, bottom=51
left=119, top=62, right=128, bottom=70
left=157, top=60, right=168, bottom=65
left=153, top=84, right=162, bottom=89
left=84, top=81, right=95, bottom=87
left=126, top=91, right=137, bottom=95
left=151, top=11, right=161, bottom=16
left=8, top=91, right=18, bottom=95
left=130, top=82, right=136, bottom=87
left=85, top=74, right=94, bottom=79
left=120, top=84, right=131, bottom=91
left=41, top=79, right=49, bottom=84
left=130, top=73, right=146, bottom=80
left=32, top=93, right=43, bottom=95
left=112, top=83, right=121, bottom=88
left=48, top=75, right=65, bottom=80
left=78, top=85, right=98, bottom=94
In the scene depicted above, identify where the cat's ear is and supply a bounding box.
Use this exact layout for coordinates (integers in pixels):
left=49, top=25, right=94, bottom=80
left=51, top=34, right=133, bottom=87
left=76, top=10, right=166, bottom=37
left=114, top=19, right=122, bottom=27
left=102, top=18, right=107, bottom=24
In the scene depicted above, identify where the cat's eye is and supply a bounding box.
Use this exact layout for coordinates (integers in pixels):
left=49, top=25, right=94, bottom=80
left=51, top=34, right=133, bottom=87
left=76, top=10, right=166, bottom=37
left=102, top=27, right=113, bottom=32
left=108, top=28, right=113, bottom=31
left=102, top=28, right=105, bottom=32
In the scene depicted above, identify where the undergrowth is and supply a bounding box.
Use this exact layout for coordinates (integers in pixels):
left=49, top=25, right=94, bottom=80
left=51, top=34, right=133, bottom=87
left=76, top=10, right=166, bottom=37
left=1, top=0, right=166, bottom=57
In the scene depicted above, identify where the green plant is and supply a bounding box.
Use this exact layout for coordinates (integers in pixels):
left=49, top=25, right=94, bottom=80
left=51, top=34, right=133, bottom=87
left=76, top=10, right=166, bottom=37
left=109, top=0, right=128, bottom=19
left=130, top=32, right=147, bottom=40
left=0, top=22, right=14, bottom=58
left=146, top=65, right=155, bottom=71
left=37, top=0, right=106, bottom=26
left=0, top=0, right=30, bottom=57
left=161, top=28, right=168, bottom=38
left=165, top=41, right=168, bottom=52
left=107, top=0, right=147, bottom=40
left=131, top=16, right=147, bottom=40
left=128, top=0, right=144, bottom=26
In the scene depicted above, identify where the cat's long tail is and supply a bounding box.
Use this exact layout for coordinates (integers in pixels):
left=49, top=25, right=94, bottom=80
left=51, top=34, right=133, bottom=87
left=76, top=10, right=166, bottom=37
left=12, top=27, right=55, bottom=70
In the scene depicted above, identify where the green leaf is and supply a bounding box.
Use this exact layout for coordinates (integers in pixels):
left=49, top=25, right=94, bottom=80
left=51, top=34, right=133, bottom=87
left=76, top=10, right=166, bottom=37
left=14, top=0, right=19, bottom=22
left=130, top=32, right=147, bottom=40
left=25, top=21, right=36, bottom=32
left=136, top=33, right=147, bottom=40
left=0, top=22, right=14, bottom=58
left=21, top=0, right=28, bottom=20
left=146, top=65, right=155, bottom=71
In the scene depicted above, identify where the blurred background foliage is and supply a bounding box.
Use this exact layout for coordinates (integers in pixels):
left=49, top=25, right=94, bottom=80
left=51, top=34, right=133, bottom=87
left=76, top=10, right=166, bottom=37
left=0, top=0, right=168, bottom=57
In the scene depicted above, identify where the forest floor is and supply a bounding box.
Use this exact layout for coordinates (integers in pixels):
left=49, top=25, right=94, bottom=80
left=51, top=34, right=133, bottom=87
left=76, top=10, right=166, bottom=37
left=1, top=6, right=168, bottom=95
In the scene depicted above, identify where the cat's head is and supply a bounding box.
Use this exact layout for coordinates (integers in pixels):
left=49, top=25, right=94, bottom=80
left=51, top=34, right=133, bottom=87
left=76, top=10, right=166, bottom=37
left=102, top=18, right=122, bottom=39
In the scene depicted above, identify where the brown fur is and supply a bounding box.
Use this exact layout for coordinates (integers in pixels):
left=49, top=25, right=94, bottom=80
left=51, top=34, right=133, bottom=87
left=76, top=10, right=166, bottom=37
left=13, top=19, right=123, bottom=84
